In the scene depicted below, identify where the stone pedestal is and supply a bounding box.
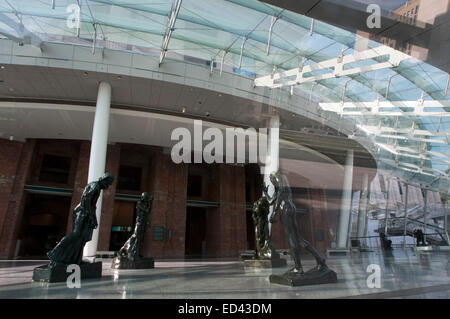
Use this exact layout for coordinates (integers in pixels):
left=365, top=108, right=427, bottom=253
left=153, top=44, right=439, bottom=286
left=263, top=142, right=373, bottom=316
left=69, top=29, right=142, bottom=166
left=270, top=267, right=338, bottom=287
left=111, top=257, right=154, bottom=269
left=244, top=258, right=287, bottom=268
left=32, top=262, right=102, bottom=283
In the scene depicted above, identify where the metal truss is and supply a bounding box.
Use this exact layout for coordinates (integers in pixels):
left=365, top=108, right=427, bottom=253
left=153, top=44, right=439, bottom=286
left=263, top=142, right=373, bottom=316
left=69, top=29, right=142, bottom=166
left=0, top=13, right=42, bottom=49
left=382, top=158, right=448, bottom=180
left=254, top=46, right=409, bottom=88
left=159, top=0, right=182, bottom=66
left=356, top=125, right=449, bottom=145
left=319, top=100, right=450, bottom=117
left=374, top=142, right=450, bottom=165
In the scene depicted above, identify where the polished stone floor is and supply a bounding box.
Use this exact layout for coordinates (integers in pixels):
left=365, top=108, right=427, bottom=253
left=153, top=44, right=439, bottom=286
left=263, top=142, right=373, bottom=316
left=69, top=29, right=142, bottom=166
left=1, top=248, right=450, bottom=299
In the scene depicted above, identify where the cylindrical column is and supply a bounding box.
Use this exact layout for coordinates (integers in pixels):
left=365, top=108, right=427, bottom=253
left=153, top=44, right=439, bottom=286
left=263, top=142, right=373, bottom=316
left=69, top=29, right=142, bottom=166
left=264, top=115, right=279, bottom=235
left=423, top=188, right=427, bottom=244
left=356, top=173, right=369, bottom=246
left=337, top=149, right=354, bottom=248
left=83, top=81, right=112, bottom=259
left=445, top=201, right=449, bottom=245
left=403, top=184, right=409, bottom=247
left=384, top=178, right=391, bottom=236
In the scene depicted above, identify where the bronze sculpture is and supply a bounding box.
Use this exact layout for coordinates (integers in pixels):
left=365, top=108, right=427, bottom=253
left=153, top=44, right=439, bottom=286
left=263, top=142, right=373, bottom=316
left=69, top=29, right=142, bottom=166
left=252, top=194, right=277, bottom=259
left=265, top=171, right=337, bottom=286
left=33, top=173, right=114, bottom=282
left=245, top=193, right=287, bottom=268
left=47, top=173, right=114, bottom=265
left=112, top=192, right=154, bottom=269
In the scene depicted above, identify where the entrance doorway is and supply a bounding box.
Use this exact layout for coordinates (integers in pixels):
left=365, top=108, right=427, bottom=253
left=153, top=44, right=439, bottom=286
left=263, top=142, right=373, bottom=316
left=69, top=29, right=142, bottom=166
left=18, top=193, right=71, bottom=258
left=246, top=211, right=256, bottom=251
left=109, top=200, right=136, bottom=251
left=185, top=207, right=206, bottom=257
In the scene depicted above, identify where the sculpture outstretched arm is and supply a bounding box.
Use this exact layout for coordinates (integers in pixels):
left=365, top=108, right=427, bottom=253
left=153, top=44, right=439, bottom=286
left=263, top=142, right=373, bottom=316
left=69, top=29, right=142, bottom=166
left=263, top=184, right=276, bottom=205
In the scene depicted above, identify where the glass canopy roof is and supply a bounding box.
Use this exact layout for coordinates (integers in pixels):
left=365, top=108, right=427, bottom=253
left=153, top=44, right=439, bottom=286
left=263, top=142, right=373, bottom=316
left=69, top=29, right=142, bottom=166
left=0, top=0, right=448, bottom=193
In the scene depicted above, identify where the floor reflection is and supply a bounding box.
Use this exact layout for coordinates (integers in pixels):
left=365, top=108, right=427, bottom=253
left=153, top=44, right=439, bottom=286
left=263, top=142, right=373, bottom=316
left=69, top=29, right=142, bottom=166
left=1, top=249, right=450, bottom=299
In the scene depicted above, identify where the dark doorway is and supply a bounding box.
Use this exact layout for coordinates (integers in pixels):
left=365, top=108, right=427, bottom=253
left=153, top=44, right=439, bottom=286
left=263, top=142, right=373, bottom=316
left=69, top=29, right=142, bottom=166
left=109, top=200, right=136, bottom=251
left=246, top=211, right=256, bottom=250
left=18, top=193, right=71, bottom=259
left=39, top=154, right=71, bottom=184
left=185, top=207, right=206, bottom=257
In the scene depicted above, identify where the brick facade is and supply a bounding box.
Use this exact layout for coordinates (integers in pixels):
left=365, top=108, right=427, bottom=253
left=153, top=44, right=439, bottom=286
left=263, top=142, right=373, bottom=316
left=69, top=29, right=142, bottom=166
left=0, top=139, right=35, bottom=259
left=66, top=141, right=90, bottom=233
left=0, top=138, right=333, bottom=260
left=142, top=152, right=188, bottom=258
left=217, top=165, right=247, bottom=256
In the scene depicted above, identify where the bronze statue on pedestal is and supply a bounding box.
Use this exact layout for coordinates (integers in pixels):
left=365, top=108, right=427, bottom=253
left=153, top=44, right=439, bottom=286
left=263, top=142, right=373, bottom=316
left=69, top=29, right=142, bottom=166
left=117, top=192, right=152, bottom=261
left=252, top=194, right=277, bottom=260
left=33, top=173, right=114, bottom=282
left=264, top=171, right=337, bottom=286
left=112, top=192, right=154, bottom=269
left=47, top=173, right=114, bottom=266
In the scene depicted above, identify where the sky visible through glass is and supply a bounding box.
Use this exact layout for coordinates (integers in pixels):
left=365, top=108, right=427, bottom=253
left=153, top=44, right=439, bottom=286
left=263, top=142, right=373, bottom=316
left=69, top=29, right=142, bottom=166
left=0, top=0, right=448, bottom=193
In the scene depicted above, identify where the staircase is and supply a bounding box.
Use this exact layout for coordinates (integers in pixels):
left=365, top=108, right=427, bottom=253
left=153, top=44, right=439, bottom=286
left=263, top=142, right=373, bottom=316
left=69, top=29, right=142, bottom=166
left=377, top=217, right=449, bottom=246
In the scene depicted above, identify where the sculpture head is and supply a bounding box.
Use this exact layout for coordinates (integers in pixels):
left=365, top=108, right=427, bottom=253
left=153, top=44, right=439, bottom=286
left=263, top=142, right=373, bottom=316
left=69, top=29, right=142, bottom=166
left=141, top=192, right=151, bottom=202
left=254, top=195, right=269, bottom=213
left=269, top=171, right=290, bottom=190
left=259, top=195, right=269, bottom=208
left=98, top=173, right=114, bottom=189
left=269, top=171, right=280, bottom=187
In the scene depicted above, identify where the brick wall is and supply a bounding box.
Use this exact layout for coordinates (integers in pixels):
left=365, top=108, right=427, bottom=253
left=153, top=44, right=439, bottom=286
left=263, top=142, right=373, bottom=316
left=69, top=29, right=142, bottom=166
left=0, top=139, right=35, bottom=259
left=141, top=152, right=188, bottom=258
left=214, top=164, right=247, bottom=257
left=66, top=141, right=91, bottom=233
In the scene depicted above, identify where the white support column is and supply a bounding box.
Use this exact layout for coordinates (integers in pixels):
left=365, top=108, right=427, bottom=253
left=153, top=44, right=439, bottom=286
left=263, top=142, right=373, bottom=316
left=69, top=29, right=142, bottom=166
left=337, top=149, right=354, bottom=248
left=356, top=173, right=369, bottom=246
left=445, top=201, right=449, bottom=245
left=264, top=115, right=279, bottom=235
left=384, top=178, right=391, bottom=236
left=403, top=184, right=409, bottom=247
left=83, top=81, right=112, bottom=259
left=423, top=188, right=428, bottom=244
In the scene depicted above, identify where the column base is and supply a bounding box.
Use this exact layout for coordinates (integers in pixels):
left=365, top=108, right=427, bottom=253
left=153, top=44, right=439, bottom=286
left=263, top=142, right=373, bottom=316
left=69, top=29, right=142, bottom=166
left=111, top=257, right=155, bottom=269
left=270, top=267, right=338, bottom=287
left=32, top=261, right=102, bottom=283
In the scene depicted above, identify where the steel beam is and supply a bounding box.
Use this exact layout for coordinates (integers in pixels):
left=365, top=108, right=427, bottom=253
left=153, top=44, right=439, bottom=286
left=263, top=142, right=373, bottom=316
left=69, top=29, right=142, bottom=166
left=159, top=0, right=182, bottom=66
left=320, top=100, right=450, bottom=117
left=254, top=46, right=409, bottom=88
left=0, top=13, right=42, bottom=49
